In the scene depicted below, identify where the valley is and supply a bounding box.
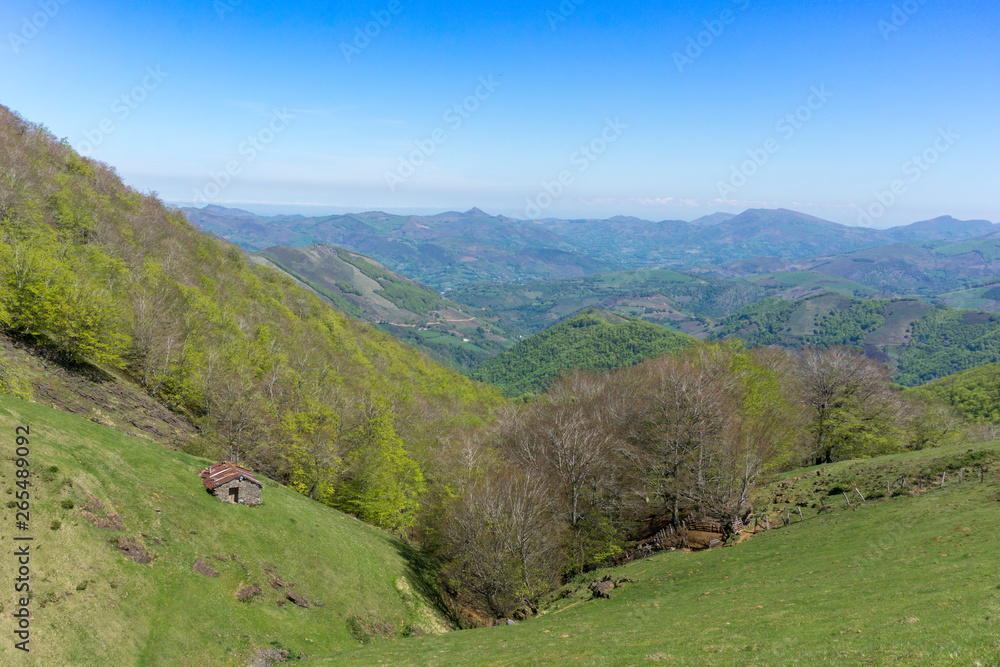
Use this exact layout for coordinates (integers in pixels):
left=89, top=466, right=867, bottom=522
left=6, top=2, right=1000, bottom=665
left=2, top=99, right=1000, bottom=667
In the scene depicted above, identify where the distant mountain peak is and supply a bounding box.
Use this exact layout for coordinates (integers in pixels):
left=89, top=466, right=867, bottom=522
left=465, top=207, right=488, bottom=216
left=201, top=204, right=260, bottom=218
left=689, top=212, right=737, bottom=226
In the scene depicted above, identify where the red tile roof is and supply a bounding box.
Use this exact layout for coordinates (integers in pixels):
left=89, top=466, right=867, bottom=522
left=198, top=461, right=263, bottom=490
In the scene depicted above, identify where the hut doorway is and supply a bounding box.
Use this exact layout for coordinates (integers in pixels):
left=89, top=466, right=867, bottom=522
left=229, top=487, right=239, bottom=503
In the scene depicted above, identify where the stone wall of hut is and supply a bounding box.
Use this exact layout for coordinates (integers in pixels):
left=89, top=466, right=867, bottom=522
left=211, top=479, right=262, bottom=506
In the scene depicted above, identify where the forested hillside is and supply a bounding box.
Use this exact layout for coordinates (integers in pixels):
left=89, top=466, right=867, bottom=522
left=257, top=243, right=514, bottom=370
left=907, top=362, right=1000, bottom=424
left=0, top=105, right=501, bottom=532
left=451, top=268, right=877, bottom=337
left=470, top=309, right=696, bottom=396
left=713, top=293, right=1000, bottom=386
left=701, top=235, right=1000, bottom=296
left=429, top=344, right=960, bottom=619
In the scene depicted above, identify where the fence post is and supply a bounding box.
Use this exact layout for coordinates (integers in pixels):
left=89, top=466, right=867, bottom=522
left=855, top=488, right=866, bottom=502
left=797, top=506, right=803, bottom=520
left=940, top=472, right=946, bottom=488
left=959, top=468, right=963, bottom=484
left=843, top=492, right=851, bottom=507
left=766, top=516, right=770, bottom=530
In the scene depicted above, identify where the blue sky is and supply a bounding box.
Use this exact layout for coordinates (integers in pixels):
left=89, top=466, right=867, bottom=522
left=2, top=0, right=997, bottom=226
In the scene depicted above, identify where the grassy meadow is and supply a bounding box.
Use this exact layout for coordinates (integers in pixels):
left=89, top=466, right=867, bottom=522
left=318, top=440, right=1000, bottom=666
left=0, top=395, right=449, bottom=666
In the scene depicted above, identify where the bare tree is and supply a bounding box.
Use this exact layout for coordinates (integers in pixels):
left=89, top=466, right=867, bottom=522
left=627, top=344, right=798, bottom=535
left=440, top=467, right=564, bottom=618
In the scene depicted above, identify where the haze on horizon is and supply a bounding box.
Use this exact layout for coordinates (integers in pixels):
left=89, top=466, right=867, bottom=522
left=2, top=0, right=997, bottom=228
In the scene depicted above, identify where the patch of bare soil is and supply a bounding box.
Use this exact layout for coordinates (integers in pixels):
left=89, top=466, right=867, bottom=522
left=264, top=565, right=310, bottom=607
left=2, top=334, right=197, bottom=448
left=192, top=558, right=220, bottom=577
left=81, top=492, right=126, bottom=531
left=236, top=584, right=262, bottom=601
left=115, top=536, right=154, bottom=564
left=246, top=648, right=289, bottom=667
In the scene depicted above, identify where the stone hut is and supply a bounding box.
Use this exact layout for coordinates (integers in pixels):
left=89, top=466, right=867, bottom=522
left=198, top=462, right=263, bottom=506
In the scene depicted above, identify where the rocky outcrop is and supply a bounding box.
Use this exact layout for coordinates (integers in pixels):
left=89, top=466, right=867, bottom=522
left=588, top=575, right=636, bottom=600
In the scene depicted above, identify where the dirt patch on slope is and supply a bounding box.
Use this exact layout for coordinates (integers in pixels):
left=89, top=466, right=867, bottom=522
left=2, top=334, right=197, bottom=449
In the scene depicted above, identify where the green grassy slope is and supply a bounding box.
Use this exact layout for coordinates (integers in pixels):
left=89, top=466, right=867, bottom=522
left=471, top=309, right=696, bottom=397
left=936, top=280, right=1000, bottom=313
left=318, top=440, right=1000, bottom=665
left=739, top=270, right=876, bottom=299
left=0, top=395, right=449, bottom=666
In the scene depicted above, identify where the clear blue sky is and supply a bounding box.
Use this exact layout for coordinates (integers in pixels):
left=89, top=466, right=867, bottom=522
left=2, top=0, right=997, bottom=226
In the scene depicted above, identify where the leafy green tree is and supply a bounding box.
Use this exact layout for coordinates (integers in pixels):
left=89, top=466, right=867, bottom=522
left=337, top=395, right=425, bottom=532
left=281, top=404, right=343, bottom=503
left=798, top=347, right=903, bottom=463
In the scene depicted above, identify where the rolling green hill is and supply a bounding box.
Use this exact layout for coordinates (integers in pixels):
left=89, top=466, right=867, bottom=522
left=713, top=293, right=1000, bottom=386
left=470, top=309, right=696, bottom=397
left=906, top=361, right=1000, bottom=424
left=935, top=279, right=1000, bottom=313
left=452, top=268, right=876, bottom=338
left=256, top=244, right=515, bottom=370
left=0, top=395, right=450, bottom=666
left=712, top=235, right=1000, bottom=297
left=318, top=438, right=1000, bottom=665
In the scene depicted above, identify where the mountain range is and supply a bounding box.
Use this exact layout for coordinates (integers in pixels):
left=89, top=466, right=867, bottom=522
left=183, top=206, right=999, bottom=291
